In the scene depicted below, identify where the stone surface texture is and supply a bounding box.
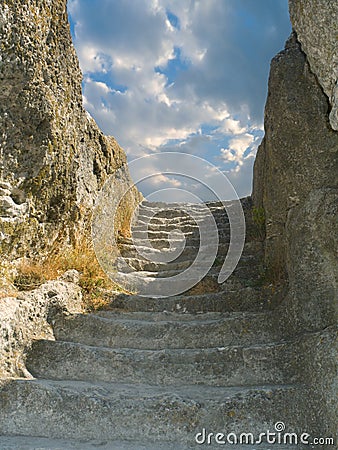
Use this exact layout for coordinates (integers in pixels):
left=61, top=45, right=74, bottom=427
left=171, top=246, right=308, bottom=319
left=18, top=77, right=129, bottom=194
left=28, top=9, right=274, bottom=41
left=289, top=0, right=338, bottom=130
left=253, top=4, right=337, bottom=440
left=0, top=202, right=312, bottom=446
left=0, top=0, right=140, bottom=259
left=0, top=271, right=83, bottom=378
left=253, top=33, right=337, bottom=281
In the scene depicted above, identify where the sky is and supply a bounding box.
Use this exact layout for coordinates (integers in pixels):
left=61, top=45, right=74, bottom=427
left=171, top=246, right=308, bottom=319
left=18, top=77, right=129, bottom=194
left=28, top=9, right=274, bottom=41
left=68, top=0, right=291, bottom=201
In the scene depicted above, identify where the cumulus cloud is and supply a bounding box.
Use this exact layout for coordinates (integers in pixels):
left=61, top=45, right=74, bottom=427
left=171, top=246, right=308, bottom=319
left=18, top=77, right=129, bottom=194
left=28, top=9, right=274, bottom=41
left=68, top=0, right=290, bottom=200
left=220, top=133, right=255, bottom=165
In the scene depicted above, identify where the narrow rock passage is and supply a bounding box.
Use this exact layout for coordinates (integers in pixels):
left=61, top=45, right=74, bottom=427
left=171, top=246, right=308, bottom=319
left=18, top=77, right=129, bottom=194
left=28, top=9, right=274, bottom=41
left=0, top=200, right=308, bottom=449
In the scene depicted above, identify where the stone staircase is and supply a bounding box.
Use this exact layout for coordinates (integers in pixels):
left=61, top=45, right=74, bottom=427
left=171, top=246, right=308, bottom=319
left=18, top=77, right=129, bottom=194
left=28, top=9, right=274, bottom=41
left=0, top=200, right=310, bottom=449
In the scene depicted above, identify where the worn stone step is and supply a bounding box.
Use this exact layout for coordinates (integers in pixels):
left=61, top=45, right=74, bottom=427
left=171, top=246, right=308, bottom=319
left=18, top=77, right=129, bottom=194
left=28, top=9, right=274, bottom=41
left=116, top=246, right=261, bottom=269
left=117, top=240, right=261, bottom=262
left=26, top=339, right=298, bottom=386
left=116, top=252, right=259, bottom=273
left=135, top=214, right=229, bottom=227
left=138, top=201, right=243, bottom=214
left=111, top=273, right=263, bottom=298
left=93, top=310, right=261, bottom=322
left=52, top=311, right=278, bottom=350
left=131, top=229, right=194, bottom=241
left=117, top=242, right=263, bottom=271
left=116, top=256, right=194, bottom=273
left=128, top=232, right=229, bottom=247
left=117, top=242, right=225, bottom=260
left=118, top=241, right=228, bottom=257
left=119, top=238, right=221, bottom=253
left=0, top=436, right=300, bottom=449
left=137, top=202, right=230, bottom=211
left=133, top=212, right=237, bottom=226
left=135, top=208, right=230, bottom=219
left=106, top=289, right=268, bottom=313
left=115, top=264, right=261, bottom=286
left=116, top=253, right=262, bottom=274
left=0, top=380, right=307, bottom=444
left=118, top=237, right=261, bottom=252
left=131, top=224, right=230, bottom=238
left=132, top=222, right=230, bottom=233
left=115, top=257, right=256, bottom=274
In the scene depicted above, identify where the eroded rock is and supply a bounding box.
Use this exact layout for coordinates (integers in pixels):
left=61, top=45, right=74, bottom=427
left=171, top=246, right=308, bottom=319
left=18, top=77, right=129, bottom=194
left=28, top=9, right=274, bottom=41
left=0, top=0, right=140, bottom=260
left=253, top=33, right=337, bottom=279
left=289, top=0, right=338, bottom=130
left=0, top=273, right=83, bottom=378
left=253, top=15, right=337, bottom=440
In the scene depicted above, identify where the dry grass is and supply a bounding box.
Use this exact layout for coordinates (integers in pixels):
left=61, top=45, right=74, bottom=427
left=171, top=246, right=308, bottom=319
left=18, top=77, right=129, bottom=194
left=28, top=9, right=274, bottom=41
left=13, top=260, right=56, bottom=291
left=0, top=290, right=18, bottom=299
left=246, top=206, right=266, bottom=242
left=13, top=239, right=125, bottom=310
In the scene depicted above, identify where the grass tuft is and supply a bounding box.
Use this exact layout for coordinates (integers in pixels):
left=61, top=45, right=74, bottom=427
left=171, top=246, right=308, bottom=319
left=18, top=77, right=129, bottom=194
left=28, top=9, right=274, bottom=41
left=249, top=206, right=266, bottom=241
left=13, top=239, right=126, bottom=310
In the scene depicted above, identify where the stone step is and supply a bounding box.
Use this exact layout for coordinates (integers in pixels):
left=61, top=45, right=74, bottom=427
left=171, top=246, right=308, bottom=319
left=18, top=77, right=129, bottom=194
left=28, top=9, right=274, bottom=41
left=130, top=228, right=231, bottom=241
left=118, top=238, right=261, bottom=259
left=119, top=238, right=221, bottom=252
left=116, top=256, right=194, bottom=273
left=26, top=339, right=298, bottom=387
left=135, top=214, right=229, bottom=227
left=115, top=252, right=259, bottom=273
left=118, top=240, right=228, bottom=255
left=132, top=221, right=230, bottom=233
left=135, top=207, right=230, bottom=218
left=106, top=289, right=267, bottom=313
left=52, top=311, right=278, bottom=350
left=117, top=242, right=225, bottom=260
left=133, top=212, right=239, bottom=227
left=0, top=436, right=299, bottom=450
left=110, top=272, right=262, bottom=299
left=0, top=379, right=307, bottom=444
left=93, top=310, right=259, bottom=322
left=117, top=241, right=262, bottom=269
left=116, top=243, right=261, bottom=266
left=115, top=263, right=261, bottom=285
left=115, top=257, right=255, bottom=274
left=138, top=201, right=244, bottom=213
left=118, top=237, right=261, bottom=252
left=139, top=201, right=234, bottom=210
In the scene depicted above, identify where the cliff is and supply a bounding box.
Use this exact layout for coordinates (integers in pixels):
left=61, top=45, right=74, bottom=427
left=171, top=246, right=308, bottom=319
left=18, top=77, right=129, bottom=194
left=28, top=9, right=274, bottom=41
left=289, top=0, right=338, bottom=131
left=253, top=0, right=337, bottom=437
left=0, top=0, right=140, bottom=262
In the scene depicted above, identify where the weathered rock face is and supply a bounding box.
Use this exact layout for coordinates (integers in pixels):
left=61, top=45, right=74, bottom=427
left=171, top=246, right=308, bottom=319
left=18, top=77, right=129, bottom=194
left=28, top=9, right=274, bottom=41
left=253, top=33, right=337, bottom=284
left=0, top=0, right=140, bottom=260
left=0, top=271, right=84, bottom=378
left=289, top=0, right=338, bottom=130
left=253, top=5, right=338, bottom=439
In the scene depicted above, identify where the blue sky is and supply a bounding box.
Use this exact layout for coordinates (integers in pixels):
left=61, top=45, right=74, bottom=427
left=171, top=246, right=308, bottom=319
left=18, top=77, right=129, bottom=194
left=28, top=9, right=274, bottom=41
left=68, top=0, right=291, bottom=200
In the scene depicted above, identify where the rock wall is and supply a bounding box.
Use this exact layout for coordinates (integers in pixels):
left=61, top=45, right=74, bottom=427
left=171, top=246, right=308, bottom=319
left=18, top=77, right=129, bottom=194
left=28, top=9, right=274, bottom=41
left=253, top=1, right=337, bottom=438
left=289, top=0, right=338, bottom=130
left=0, top=0, right=140, bottom=261
left=253, top=33, right=337, bottom=293
left=0, top=271, right=83, bottom=378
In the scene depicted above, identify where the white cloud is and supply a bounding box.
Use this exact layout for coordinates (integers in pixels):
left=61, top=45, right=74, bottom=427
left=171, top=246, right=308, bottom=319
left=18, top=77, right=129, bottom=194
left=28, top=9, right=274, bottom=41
left=217, top=118, right=247, bottom=135
left=220, top=133, right=255, bottom=165
left=68, top=0, right=290, bottom=200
